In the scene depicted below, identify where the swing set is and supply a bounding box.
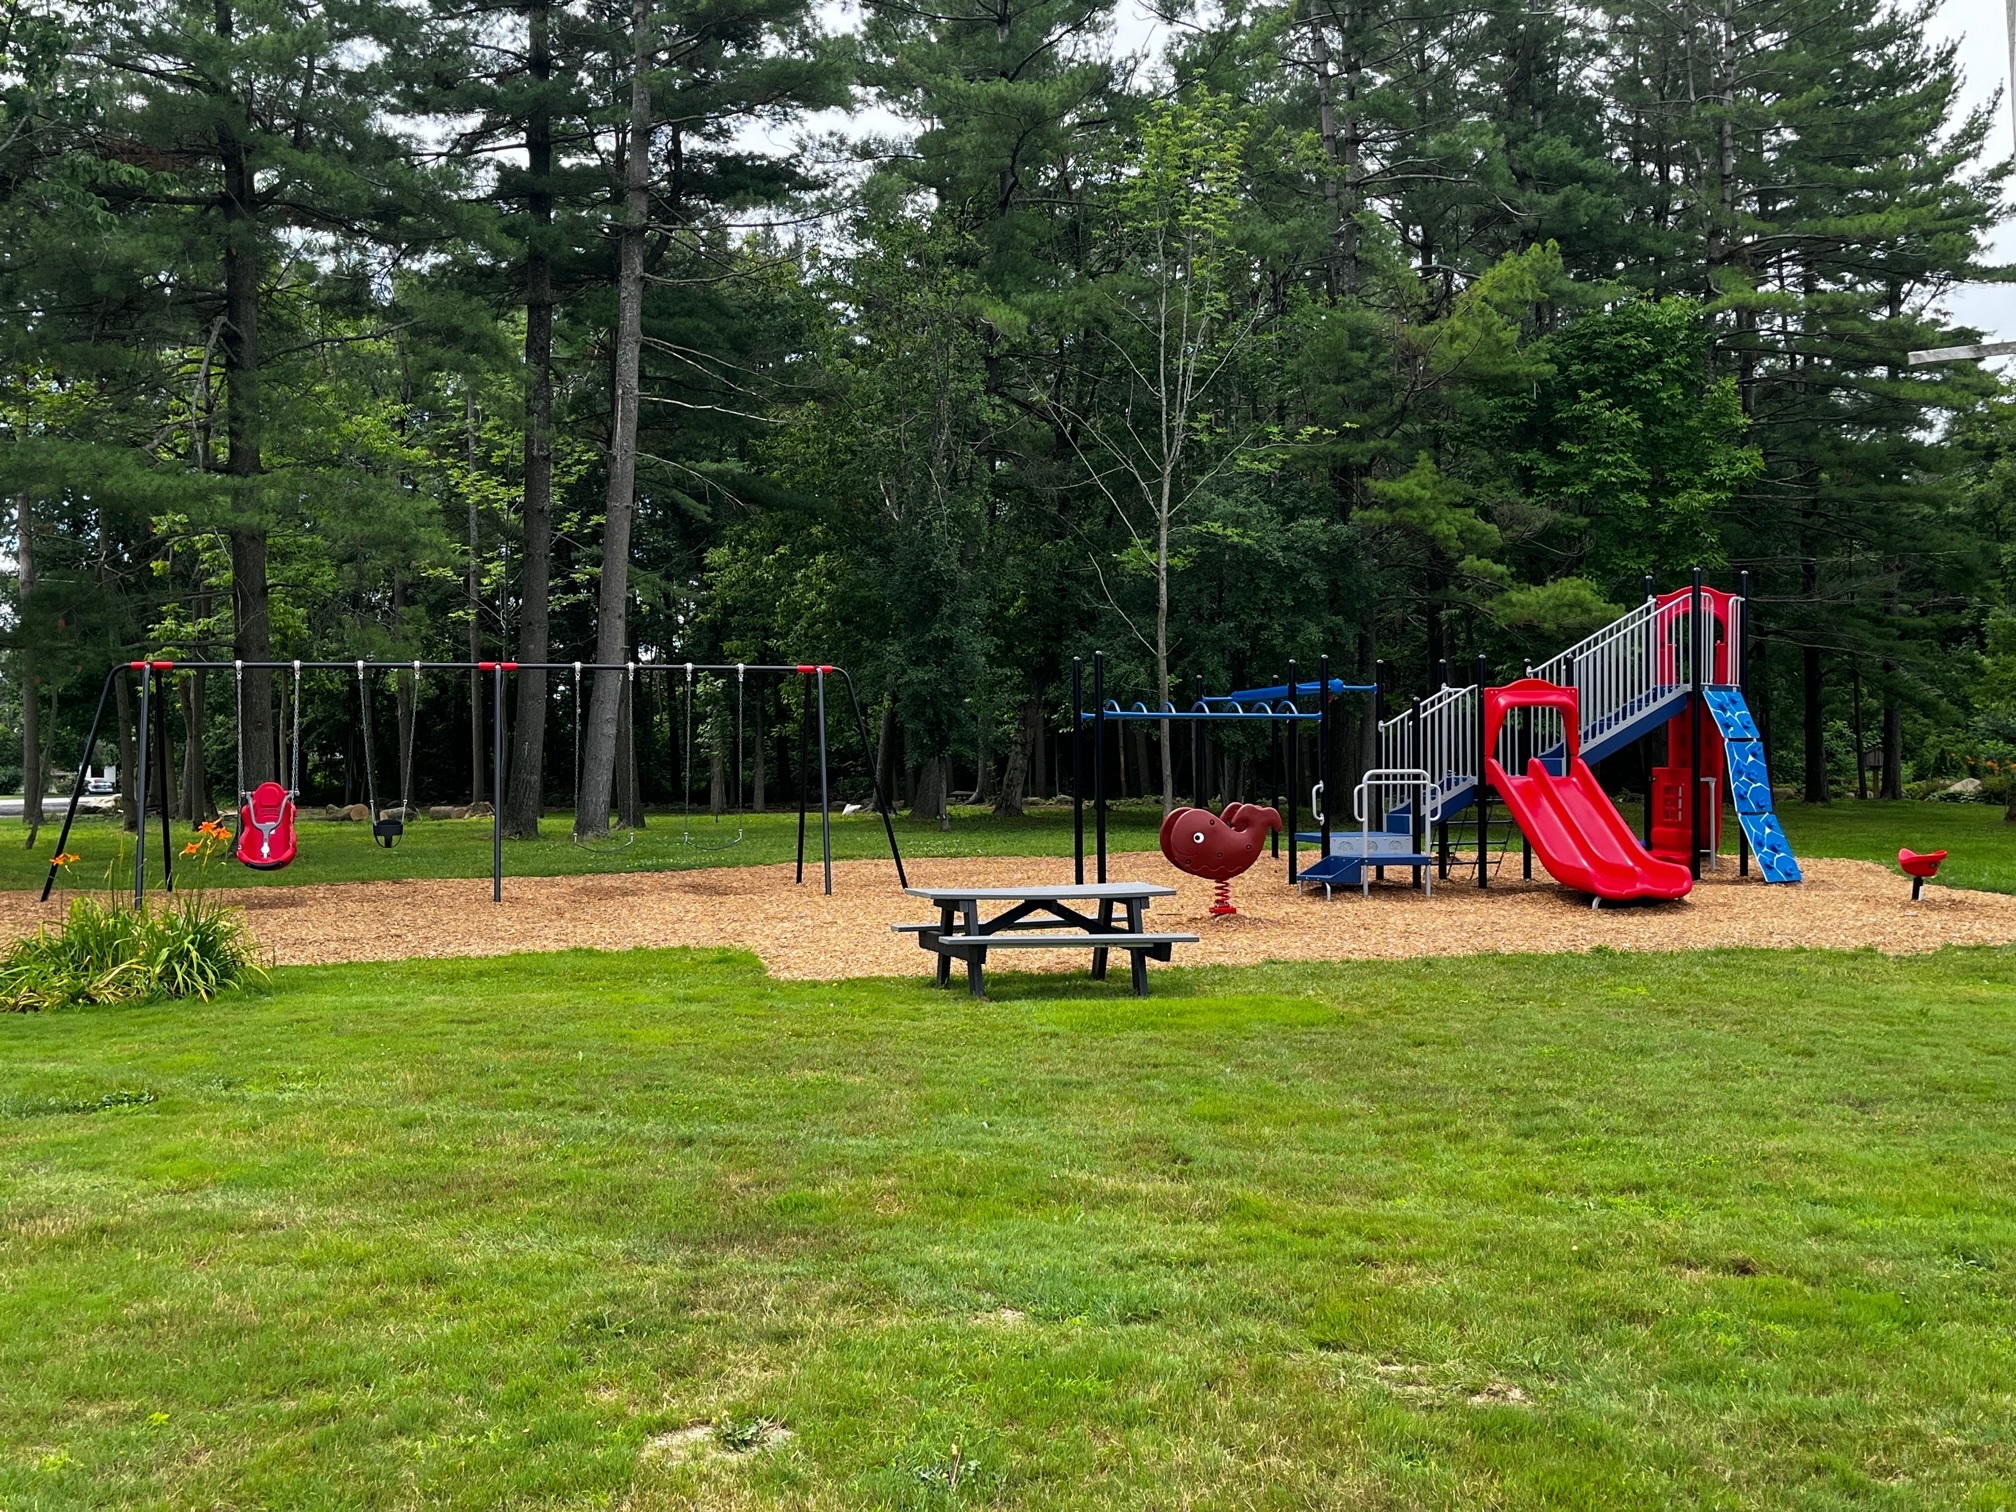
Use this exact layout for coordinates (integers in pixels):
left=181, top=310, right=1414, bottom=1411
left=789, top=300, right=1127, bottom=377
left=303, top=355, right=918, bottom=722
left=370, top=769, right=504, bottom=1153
left=41, top=658, right=906, bottom=906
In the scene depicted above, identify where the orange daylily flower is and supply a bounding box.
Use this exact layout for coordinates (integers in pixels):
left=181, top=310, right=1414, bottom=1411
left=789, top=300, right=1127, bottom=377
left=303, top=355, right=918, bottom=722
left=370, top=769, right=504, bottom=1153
left=51, top=852, right=79, bottom=867
left=182, top=841, right=203, bottom=856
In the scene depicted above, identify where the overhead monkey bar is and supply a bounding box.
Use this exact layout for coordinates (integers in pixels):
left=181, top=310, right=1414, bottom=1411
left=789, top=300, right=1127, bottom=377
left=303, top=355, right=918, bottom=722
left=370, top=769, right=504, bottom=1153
left=43, top=659, right=907, bottom=906
left=1066, top=651, right=1378, bottom=886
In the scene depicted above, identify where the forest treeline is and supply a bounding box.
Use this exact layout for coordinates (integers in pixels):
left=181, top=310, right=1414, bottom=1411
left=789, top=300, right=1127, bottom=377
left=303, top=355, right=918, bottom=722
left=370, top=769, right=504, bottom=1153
left=4, top=0, right=2016, bottom=834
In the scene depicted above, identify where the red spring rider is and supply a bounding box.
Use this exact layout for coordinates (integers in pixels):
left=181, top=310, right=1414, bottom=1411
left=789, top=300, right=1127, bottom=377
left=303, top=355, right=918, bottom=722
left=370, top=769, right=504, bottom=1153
left=1898, top=847, right=1946, bottom=902
left=1160, top=803, right=1282, bottom=915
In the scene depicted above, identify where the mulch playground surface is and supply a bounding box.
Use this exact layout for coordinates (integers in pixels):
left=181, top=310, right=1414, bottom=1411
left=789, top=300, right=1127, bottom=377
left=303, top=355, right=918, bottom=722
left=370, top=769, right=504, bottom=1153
left=6, top=853, right=2013, bottom=982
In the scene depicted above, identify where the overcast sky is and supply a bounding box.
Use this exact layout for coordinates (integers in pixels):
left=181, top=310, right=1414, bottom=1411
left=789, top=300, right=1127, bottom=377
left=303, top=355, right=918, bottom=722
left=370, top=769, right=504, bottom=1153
left=1928, top=0, right=2015, bottom=344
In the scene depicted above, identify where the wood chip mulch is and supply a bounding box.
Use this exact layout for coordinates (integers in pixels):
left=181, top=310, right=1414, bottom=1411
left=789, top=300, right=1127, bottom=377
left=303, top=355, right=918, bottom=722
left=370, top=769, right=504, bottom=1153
left=5, top=852, right=2014, bottom=983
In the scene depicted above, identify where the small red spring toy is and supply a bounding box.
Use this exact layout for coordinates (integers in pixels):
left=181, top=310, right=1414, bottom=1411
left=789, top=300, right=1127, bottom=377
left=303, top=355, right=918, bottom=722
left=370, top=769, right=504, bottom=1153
left=1160, top=803, right=1282, bottom=916
left=1898, top=847, right=1946, bottom=902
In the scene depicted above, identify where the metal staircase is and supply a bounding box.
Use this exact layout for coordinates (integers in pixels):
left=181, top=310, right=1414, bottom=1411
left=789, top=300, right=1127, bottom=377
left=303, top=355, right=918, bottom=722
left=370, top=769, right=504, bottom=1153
left=1375, top=590, right=1741, bottom=832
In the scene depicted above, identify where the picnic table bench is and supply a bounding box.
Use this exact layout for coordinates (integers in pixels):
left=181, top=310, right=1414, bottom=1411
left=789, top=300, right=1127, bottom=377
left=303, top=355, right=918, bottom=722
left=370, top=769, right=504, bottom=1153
left=894, top=883, right=1198, bottom=998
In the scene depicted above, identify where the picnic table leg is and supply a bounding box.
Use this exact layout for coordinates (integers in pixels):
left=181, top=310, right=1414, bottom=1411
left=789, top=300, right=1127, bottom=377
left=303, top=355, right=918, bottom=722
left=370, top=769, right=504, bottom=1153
left=936, top=902, right=954, bottom=989
left=1126, top=896, right=1149, bottom=995
left=964, top=899, right=985, bottom=998
left=1090, top=898, right=1112, bottom=981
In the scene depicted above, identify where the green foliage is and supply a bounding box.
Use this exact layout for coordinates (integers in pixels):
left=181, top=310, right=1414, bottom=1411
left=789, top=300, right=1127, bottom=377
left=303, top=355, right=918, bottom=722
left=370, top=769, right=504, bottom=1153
left=0, top=895, right=264, bottom=1012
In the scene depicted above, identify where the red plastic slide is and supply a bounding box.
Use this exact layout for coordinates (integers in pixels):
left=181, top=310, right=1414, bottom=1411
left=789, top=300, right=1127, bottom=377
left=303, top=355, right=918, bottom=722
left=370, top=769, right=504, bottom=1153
left=1484, top=679, right=1692, bottom=904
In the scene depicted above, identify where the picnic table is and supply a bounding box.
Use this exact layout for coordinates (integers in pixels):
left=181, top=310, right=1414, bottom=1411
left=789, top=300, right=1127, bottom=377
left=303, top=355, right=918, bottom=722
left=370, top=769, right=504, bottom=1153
left=894, top=883, right=1198, bottom=998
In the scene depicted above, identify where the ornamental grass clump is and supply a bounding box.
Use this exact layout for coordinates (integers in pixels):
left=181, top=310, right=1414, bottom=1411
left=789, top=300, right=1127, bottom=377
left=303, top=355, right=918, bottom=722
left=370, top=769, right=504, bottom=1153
left=1, top=826, right=265, bottom=1012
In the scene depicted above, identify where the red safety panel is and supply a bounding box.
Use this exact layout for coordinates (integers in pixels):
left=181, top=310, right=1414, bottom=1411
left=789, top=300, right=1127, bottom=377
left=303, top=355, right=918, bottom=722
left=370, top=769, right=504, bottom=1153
left=235, top=781, right=299, bottom=870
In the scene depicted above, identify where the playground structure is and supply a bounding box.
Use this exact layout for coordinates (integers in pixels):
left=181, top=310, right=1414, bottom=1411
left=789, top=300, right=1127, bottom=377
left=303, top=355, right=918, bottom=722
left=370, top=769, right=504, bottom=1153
left=1071, top=569, right=1802, bottom=906
left=42, top=659, right=907, bottom=906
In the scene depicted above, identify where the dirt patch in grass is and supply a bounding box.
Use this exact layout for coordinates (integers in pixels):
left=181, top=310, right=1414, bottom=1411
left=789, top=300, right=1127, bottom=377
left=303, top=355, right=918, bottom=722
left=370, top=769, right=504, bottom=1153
left=8, top=852, right=2013, bottom=981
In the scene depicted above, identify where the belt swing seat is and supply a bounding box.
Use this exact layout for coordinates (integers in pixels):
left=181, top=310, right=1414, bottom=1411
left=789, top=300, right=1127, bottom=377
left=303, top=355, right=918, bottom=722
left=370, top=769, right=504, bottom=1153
left=234, top=660, right=302, bottom=870
left=355, top=660, right=418, bottom=848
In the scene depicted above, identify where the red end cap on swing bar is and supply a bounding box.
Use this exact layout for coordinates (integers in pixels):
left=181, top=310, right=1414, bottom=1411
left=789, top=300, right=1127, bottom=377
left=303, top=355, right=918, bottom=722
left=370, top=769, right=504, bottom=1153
left=794, top=664, right=835, bottom=675
left=129, top=660, right=176, bottom=670
left=477, top=661, right=519, bottom=671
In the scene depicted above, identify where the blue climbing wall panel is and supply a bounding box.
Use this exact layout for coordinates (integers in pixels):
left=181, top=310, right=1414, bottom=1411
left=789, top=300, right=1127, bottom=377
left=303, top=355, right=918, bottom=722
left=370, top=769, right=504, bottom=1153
left=1703, top=687, right=1802, bottom=883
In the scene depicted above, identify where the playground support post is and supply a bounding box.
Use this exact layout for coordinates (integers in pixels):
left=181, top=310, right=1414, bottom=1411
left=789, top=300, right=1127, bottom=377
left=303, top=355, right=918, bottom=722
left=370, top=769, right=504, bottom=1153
left=1093, top=652, right=1107, bottom=883
left=152, top=667, right=174, bottom=896
left=1285, top=658, right=1300, bottom=884
left=816, top=669, right=833, bottom=895
left=40, top=667, right=120, bottom=902
left=795, top=681, right=810, bottom=885
left=1071, top=658, right=1084, bottom=885
left=491, top=661, right=507, bottom=903
left=134, top=666, right=150, bottom=909
left=1434, top=662, right=1450, bottom=878
left=1318, top=655, right=1333, bottom=861
left=1737, top=569, right=1751, bottom=878
left=1690, top=567, right=1704, bottom=880
left=1474, top=653, right=1490, bottom=888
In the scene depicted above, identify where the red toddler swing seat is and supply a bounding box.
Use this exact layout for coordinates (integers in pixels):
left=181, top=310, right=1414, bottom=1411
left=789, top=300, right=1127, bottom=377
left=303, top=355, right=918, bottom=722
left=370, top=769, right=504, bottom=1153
left=235, top=780, right=298, bottom=869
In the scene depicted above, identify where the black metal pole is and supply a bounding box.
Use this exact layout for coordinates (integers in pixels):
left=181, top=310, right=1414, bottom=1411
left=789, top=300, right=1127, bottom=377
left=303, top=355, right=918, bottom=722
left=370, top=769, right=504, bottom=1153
left=1071, top=657, right=1084, bottom=885
left=1738, top=569, right=1751, bottom=877
left=1562, top=650, right=1576, bottom=775
left=1690, top=565, right=1704, bottom=879
left=492, top=663, right=506, bottom=903
left=1285, top=659, right=1299, bottom=884
left=154, top=668, right=175, bottom=894
left=795, top=680, right=811, bottom=884
left=837, top=667, right=907, bottom=888
left=1093, top=651, right=1107, bottom=883
left=1475, top=653, right=1490, bottom=888
left=40, top=668, right=119, bottom=902
left=134, top=665, right=151, bottom=909
left=1410, top=701, right=1425, bottom=882
left=816, top=668, right=833, bottom=896
left=1318, top=654, right=1333, bottom=861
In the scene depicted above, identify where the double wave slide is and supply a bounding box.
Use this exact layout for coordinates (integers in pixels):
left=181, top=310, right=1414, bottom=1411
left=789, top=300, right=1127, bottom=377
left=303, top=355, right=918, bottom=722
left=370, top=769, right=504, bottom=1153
left=1485, top=679, right=1693, bottom=904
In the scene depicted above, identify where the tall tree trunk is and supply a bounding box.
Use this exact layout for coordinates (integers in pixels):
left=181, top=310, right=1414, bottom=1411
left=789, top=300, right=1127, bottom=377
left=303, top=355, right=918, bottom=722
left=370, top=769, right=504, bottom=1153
left=1851, top=662, right=1866, bottom=799
left=994, top=695, right=1039, bottom=817
left=1802, top=643, right=1826, bottom=803
left=218, top=0, right=272, bottom=787
left=1883, top=585, right=1905, bottom=804
left=505, top=0, right=557, bottom=840
left=577, top=0, right=651, bottom=839
left=910, top=754, right=947, bottom=826
left=16, top=493, right=40, bottom=833
left=874, top=700, right=897, bottom=815
left=180, top=668, right=211, bottom=820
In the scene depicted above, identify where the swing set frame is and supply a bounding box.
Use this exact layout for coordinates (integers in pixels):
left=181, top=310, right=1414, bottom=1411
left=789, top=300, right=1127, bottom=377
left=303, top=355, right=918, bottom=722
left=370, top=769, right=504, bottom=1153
left=42, top=658, right=907, bottom=906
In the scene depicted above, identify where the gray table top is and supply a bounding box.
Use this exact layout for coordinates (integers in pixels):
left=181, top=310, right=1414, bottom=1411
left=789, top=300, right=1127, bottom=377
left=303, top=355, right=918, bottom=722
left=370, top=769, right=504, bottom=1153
left=903, top=883, right=1177, bottom=902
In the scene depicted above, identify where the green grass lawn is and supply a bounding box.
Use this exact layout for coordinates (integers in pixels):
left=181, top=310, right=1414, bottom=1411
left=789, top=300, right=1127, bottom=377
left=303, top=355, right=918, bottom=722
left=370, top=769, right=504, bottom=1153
left=5, top=946, right=2016, bottom=1507
left=9, top=795, right=2014, bottom=896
